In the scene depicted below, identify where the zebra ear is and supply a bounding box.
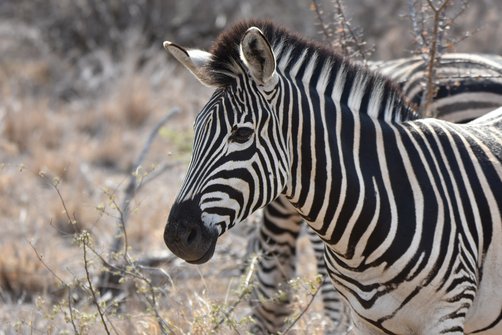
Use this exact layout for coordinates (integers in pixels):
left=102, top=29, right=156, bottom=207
left=163, top=41, right=216, bottom=87
left=239, top=27, right=276, bottom=85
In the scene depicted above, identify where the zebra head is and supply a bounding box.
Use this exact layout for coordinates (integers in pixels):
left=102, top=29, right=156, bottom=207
left=164, top=25, right=290, bottom=264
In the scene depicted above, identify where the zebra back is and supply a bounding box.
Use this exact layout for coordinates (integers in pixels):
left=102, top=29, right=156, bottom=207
left=370, top=53, right=502, bottom=121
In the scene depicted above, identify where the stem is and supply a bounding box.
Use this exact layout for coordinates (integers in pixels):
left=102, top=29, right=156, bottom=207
left=281, top=277, right=324, bottom=334
left=212, top=255, right=258, bottom=333
left=311, top=0, right=334, bottom=43
left=422, top=0, right=452, bottom=117
left=29, top=240, right=81, bottom=334
left=67, top=289, right=80, bottom=335
left=83, top=236, right=111, bottom=335
left=109, top=108, right=180, bottom=258
left=334, top=0, right=368, bottom=62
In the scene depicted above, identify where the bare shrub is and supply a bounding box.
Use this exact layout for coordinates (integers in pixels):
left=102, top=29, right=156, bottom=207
left=407, top=0, right=471, bottom=116
left=311, top=0, right=372, bottom=62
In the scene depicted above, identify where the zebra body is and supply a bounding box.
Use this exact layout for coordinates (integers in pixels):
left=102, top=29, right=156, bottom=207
left=248, top=53, right=502, bottom=333
left=163, top=21, right=502, bottom=334
left=320, top=115, right=502, bottom=334
left=370, top=53, right=502, bottom=121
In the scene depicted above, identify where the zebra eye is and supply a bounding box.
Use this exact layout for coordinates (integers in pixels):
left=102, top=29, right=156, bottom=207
left=229, top=126, right=254, bottom=143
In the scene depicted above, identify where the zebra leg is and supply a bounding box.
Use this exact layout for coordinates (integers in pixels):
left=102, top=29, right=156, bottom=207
left=247, top=195, right=303, bottom=334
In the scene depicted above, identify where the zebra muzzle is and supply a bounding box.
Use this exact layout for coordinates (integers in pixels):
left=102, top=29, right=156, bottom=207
left=164, top=199, right=219, bottom=264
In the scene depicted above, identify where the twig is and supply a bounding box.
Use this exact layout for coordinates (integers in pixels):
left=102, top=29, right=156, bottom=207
left=281, top=276, right=324, bottom=335
left=310, top=0, right=370, bottom=62
left=97, top=108, right=180, bottom=334
left=109, top=107, right=180, bottom=258
left=98, top=108, right=179, bottom=292
left=333, top=0, right=369, bottom=63
left=43, top=175, right=79, bottom=234
left=212, top=255, right=259, bottom=333
left=407, top=0, right=428, bottom=62
left=141, top=273, right=174, bottom=335
left=29, top=241, right=80, bottom=335
left=407, top=0, right=472, bottom=116
left=82, top=233, right=111, bottom=335
left=136, top=162, right=179, bottom=191
left=29, top=241, right=67, bottom=286
left=311, top=0, right=334, bottom=42
left=421, top=0, right=452, bottom=116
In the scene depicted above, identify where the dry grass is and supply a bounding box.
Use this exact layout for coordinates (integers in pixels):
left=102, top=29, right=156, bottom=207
left=3, top=99, right=64, bottom=154
left=0, top=30, right=259, bottom=333
left=0, top=241, right=55, bottom=302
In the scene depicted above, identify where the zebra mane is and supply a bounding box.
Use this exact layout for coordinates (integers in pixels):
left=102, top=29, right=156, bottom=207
left=207, top=20, right=419, bottom=121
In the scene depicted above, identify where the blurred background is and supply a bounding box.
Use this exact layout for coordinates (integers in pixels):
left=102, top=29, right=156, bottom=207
left=0, top=0, right=500, bottom=333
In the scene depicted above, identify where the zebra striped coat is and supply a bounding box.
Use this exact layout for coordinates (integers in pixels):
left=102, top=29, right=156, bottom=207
left=371, top=53, right=502, bottom=121
left=163, top=21, right=502, bottom=335
left=246, top=53, right=502, bottom=334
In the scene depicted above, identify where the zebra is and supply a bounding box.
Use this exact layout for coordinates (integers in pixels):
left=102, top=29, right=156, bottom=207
left=370, top=53, right=502, bottom=122
left=163, top=20, right=502, bottom=335
left=245, top=53, right=502, bottom=333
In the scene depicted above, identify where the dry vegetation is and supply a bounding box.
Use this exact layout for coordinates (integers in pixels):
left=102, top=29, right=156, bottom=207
left=0, top=0, right=500, bottom=334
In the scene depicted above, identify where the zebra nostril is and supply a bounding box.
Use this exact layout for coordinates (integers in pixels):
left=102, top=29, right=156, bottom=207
left=186, top=227, right=198, bottom=245
left=165, top=199, right=218, bottom=264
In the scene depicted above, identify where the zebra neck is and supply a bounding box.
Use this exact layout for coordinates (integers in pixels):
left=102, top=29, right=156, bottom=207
left=282, top=114, right=413, bottom=266
left=274, top=43, right=418, bottom=124
left=278, top=57, right=420, bottom=259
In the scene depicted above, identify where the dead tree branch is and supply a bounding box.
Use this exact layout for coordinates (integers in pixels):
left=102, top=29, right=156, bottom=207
left=282, top=275, right=324, bottom=335
left=407, top=0, right=471, bottom=117
left=29, top=240, right=80, bottom=335
left=96, top=107, right=181, bottom=334
left=310, top=0, right=371, bottom=63
left=109, top=107, right=181, bottom=258
left=81, top=232, right=112, bottom=335
left=422, top=0, right=453, bottom=115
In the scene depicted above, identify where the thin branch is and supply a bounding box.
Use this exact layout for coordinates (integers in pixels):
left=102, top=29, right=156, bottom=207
left=407, top=0, right=428, bottom=61
left=97, top=108, right=181, bottom=334
left=407, top=0, right=474, bottom=116
left=67, top=286, right=79, bottom=335
left=212, top=255, right=259, bottom=333
left=98, top=107, right=180, bottom=297
left=333, top=0, right=369, bottom=63
left=104, top=314, right=121, bottom=335
left=42, top=175, right=78, bottom=234
left=310, top=0, right=371, bottom=62
left=82, top=234, right=111, bottom=335
left=136, top=162, right=179, bottom=192
left=311, top=0, right=334, bottom=42
left=28, top=241, right=67, bottom=286
left=29, top=241, right=80, bottom=335
left=422, top=0, right=453, bottom=116
left=281, top=276, right=324, bottom=334
left=109, top=107, right=180, bottom=257
left=141, top=274, right=174, bottom=335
